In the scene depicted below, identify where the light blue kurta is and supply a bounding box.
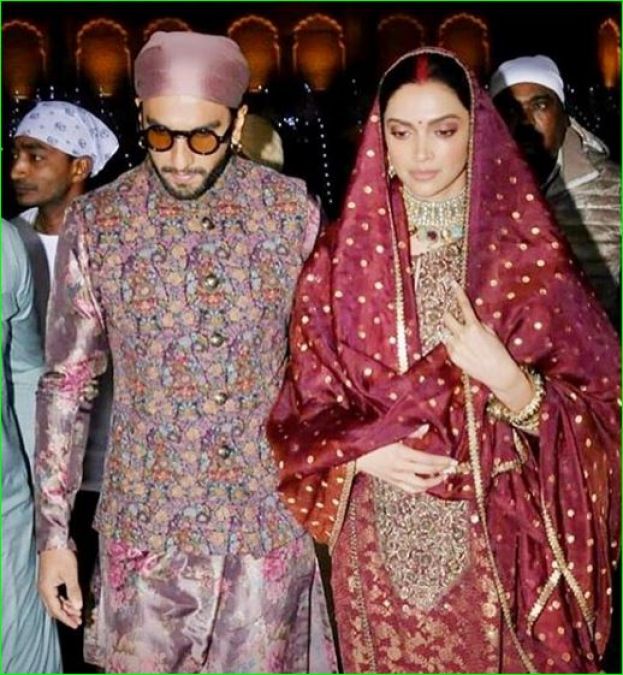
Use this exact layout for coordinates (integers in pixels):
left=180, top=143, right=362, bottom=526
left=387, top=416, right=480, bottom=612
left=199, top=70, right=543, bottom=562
left=2, top=220, right=61, bottom=673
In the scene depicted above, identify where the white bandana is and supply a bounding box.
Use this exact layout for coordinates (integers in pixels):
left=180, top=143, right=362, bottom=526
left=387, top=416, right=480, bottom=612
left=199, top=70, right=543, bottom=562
left=15, top=101, right=119, bottom=176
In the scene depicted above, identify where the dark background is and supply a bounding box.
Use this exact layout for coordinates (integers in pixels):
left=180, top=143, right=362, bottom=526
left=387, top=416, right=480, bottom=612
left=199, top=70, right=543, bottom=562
left=3, top=1, right=621, bottom=218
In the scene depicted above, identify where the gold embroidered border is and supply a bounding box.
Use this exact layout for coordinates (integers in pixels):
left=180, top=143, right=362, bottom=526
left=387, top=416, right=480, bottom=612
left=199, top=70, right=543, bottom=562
left=491, top=458, right=524, bottom=479
left=453, top=460, right=472, bottom=475
left=348, top=497, right=379, bottom=673
left=490, top=430, right=530, bottom=478
left=463, top=373, right=537, bottom=674
left=329, top=460, right=357, bottom=553
left=388, top=206, right=409, bottom=374
left=512, top=428, right=530, bottom=462
left=540, top=498, right=595, bottom=636
left=526, top=569, right=562, bottom=634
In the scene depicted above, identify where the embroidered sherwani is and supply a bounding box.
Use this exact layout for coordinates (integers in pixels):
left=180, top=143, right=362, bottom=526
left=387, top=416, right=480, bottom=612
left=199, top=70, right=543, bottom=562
left=35, top=157, right=336, bottom=673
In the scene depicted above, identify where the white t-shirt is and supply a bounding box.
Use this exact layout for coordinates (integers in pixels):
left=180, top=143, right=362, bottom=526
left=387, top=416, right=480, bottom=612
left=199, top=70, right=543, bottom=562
left=37, top=232, right=59, bottom=283
left=12, top=208, right=59, bottom=282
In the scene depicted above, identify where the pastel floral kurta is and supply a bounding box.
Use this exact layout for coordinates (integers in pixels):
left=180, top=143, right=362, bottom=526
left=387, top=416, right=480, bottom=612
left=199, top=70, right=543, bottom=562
left=35, top=157, right=319, bottom=558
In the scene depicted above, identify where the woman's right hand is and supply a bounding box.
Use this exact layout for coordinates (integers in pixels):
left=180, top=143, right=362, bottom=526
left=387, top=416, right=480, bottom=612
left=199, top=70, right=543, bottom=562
left=356, top=426, right=457, bottom=494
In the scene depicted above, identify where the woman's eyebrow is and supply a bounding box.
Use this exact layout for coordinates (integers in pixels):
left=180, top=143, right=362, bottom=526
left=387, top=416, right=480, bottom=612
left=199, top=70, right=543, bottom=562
left=385, top=114, right=462, bottom=127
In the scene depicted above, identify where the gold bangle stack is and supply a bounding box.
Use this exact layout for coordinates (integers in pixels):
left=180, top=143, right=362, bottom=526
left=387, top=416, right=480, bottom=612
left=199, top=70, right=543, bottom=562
left=486, top=366, right=545, bottom=434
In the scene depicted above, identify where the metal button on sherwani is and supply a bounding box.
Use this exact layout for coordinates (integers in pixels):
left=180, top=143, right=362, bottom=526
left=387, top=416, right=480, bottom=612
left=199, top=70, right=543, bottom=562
left=202, top=216, right=216, bottom=230
left=209, top=333, right=225, bottom=348
left=217, top=444, right=233, bottom=459
left=204, top=273, right=219, bottom=290
left=214, top=391, right=229, bottom=405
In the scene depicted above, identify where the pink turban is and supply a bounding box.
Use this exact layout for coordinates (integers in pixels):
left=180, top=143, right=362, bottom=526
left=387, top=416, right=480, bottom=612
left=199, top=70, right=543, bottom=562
left=134, top=31, right=250, bottom=107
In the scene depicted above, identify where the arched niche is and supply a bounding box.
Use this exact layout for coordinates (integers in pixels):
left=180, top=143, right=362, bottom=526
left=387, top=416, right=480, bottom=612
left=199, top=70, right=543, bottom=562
left=378, top=14, right=426, bottom=72
left=598, top=18, right=621, bottom=89
left=229, top=15, right=280, bottom=92
left=293, top=14, right=345, bottom=91
left=143, top=18, right=192, bottom=43
left=76, top=18, right=130, bottom=97
left=438, top=13, right=490, bottom=80
left=3, top=20, right=46, bottom=99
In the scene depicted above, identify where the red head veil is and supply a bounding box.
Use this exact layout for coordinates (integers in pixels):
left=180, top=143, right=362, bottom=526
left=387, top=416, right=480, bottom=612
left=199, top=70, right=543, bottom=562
left=268, top=48, right=620, bottom=671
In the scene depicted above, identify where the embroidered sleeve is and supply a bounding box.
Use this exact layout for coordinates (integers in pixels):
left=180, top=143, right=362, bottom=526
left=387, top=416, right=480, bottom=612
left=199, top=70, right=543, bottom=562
left=35, top=203, right=109, bottom=552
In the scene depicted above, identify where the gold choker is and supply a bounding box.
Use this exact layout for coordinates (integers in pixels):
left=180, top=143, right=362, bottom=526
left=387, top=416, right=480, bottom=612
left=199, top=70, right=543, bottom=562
left=402, top=187, right=466, bottom=245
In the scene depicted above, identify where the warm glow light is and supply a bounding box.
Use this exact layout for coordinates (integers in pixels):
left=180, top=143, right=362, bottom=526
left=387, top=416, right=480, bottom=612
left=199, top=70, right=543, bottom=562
left=143, top=18, right=192, bottom=43
left=293, top=14, right=345, bottom=91
left=378, top=14, right=426, bottom=71
left=598, top=19, right=621, bottom=89
left=76, top=19, right=130, bottom=96
left=439, top=13, right=490, bottom=78
left=229, top=16, right=280, bottom=91
left=3, top=20, right=46, bottom=98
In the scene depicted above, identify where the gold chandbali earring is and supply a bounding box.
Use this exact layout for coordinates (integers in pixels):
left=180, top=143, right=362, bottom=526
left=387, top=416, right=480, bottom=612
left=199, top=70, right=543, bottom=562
left=386, top=153, right=396, bottom=178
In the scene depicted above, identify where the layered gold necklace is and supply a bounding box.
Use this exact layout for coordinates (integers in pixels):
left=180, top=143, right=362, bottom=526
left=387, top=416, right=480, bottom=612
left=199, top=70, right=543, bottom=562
left=402, top=186, right=466, bottom=245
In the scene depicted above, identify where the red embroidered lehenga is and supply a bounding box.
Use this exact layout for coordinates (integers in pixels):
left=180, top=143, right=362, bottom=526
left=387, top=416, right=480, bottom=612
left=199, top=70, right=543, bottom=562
left=268, top=49, right=620, bottom=673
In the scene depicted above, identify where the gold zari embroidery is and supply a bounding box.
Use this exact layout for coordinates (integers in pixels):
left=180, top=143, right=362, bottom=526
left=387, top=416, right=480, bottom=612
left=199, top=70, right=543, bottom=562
left=491, top=458, right=524, bottom=478
left=348, top=496, right=378, bottom=672
left=373, top=481, right=470, bottom=611
left=527, top=569, right=562, bottom=634
left=541, top=498, right=595, bottom=635
left=414, top=241, right=464, bottom=355
left=329, top=461, right=357, bottom=553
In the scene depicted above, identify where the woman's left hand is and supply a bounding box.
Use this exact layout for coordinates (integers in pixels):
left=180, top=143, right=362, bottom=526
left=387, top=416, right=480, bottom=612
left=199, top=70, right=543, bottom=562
left=442, top=283, right=527, bottom=400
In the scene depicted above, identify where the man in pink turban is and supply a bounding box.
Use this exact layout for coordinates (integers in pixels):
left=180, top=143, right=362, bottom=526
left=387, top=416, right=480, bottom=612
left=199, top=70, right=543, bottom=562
left=35, top=31, right=336, bottom=673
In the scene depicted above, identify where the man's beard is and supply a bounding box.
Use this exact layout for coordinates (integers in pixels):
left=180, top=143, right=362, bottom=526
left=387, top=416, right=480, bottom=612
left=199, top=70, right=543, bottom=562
left=149, top=151, right=231, bottom=201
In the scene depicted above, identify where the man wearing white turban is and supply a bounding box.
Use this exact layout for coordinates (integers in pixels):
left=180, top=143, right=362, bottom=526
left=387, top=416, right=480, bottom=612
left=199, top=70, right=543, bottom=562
left=490, top=55, right=620, bottom=322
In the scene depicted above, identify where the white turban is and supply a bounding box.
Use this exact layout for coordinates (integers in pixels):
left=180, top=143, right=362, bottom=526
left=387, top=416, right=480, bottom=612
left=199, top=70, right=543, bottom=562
left=15, top=101, right=119, bottom=176
left=489, top=55, right=565, bottom=105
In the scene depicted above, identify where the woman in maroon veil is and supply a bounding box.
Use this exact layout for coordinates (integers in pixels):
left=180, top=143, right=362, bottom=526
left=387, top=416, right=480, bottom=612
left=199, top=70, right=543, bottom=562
left=268, top=48, right=620, bottom=673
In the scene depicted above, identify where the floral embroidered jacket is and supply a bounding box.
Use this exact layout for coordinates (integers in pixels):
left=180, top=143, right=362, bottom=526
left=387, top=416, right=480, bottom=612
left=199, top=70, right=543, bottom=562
left=35, top=157, right=318, bottom=557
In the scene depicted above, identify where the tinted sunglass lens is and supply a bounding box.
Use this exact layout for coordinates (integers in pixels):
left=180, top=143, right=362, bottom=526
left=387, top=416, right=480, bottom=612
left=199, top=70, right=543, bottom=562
left=189, top=131, right=219, bottom=155
left=146, top=127, right=174, bottom=151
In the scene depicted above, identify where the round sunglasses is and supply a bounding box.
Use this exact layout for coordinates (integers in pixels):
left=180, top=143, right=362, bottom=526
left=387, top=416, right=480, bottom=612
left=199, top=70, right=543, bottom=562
left=140, top=119, right=235, bottom=155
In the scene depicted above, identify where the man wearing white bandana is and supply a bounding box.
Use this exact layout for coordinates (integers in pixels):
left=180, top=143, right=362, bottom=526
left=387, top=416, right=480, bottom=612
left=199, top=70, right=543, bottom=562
left=10, top=100, right=118, bottom=672
left=11, top=101, right=119, bottom=323
left=490, top=55, right=620, bottom=323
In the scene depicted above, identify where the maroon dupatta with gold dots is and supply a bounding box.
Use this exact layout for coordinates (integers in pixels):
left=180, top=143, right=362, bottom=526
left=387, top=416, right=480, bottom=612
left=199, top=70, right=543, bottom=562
left=268, top=48, right=620, bottom=671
